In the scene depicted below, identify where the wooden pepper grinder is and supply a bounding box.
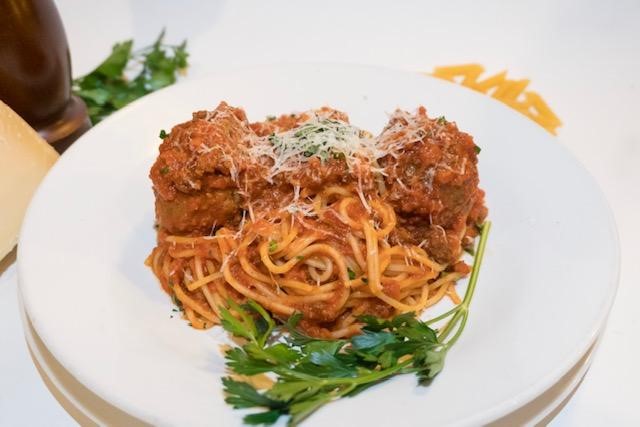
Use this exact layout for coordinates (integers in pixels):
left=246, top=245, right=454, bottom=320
left=0, top=0, right=91, bottom=153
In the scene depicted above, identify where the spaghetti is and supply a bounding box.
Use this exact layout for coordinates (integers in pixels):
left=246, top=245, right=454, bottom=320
left=147, top=103, right=487, bottom=338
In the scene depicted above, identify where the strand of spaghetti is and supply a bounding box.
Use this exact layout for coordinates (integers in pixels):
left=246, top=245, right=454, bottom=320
left=405, top=296, right=417, bottom=305
left=302, top=257, right=327, bottom=269
left=334, top=311, right=355, bottom=329
left=329, top=324, right=363, bottom=339
left=363, top=219, right=382, bottom=296
left=447, top=282, right=462, bottom=304
left=165, top=235, right=218, bottom=244
left=312, top=193, right=326, bottom=217
left=258, top=241, right=302, bottom=273
left=152, top=249, right=172, bottom=294
left=344, top=257, right=360, bottom=279
left=221, top=263, right=295, bottom=315
left=167, top=248, right=196, bottom=258
left=184, top=307, right=208, bottom=329
left=382, top=245, right=444, bottom=272
left=393, top=273, right=438, bottom=290
left=282, top=234, right=321, bottom=260
left=429, top=272, right=463, bottom=290
left=347, top=233, right=367, bottom=272
left=381, top=273, right=408, bottom=283
left=271, top=223, right=299, bottom=257
left=322, top=186, right=353, bottom=197
left=424, top=278, right=454, bottom=308
left=205, top=260, right=217, bottom=275
left=370, top=200, right=396, bottom=238
left=406, top=246, right=444, bottom=271
left=161, top=252, right=172, bottom=285
left=349, top=291, right=379, bottom=299
left=252, top=282, right=334, bottom=303
left=362, top=220, right=420, bottom=312
left=210, top=288, right=228, bottom=314
left=173, top=284, right=217, bottom=322
left=216, top=231, right=234, bottom=263
left=405, top=286, right=431, bottom=312
left=200, top=285, right=220, bottom=318
left=187, top=271, right=223, bottom=292
left=194, top=256, right=205, bottom=280
left=280, top=279, right=338, bottom=294
left=237, top=250, right=328, bottom=294
left=237, top=249, right=275, bottom=282
left=302, top=244, right=350, bottom=284
left=261, top=241, right=350, bottom=285
left=308, top=256, right=334, bottom=282
left=386, top=264, right=427, bottom=274
left=148, top=248, right=160, bottom=270
left=337, top=197, right=365, bottom=230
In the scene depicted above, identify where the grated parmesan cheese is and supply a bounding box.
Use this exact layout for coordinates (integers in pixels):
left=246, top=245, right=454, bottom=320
left=248, top=114, right=384, bottom=182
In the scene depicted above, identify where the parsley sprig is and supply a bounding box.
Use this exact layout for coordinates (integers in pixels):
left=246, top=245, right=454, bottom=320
left=72, top=29, right=188, bottom=124
left=221, top=222, right=491, bottom=425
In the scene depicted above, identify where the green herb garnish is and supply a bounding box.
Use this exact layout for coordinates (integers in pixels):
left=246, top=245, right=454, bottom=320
left=268, top=240, right=278, bottom=253
left=474, top=145, right=482, bottom=154
left=72, top=29, right=189, bottom=124
left=347, top=268, right=356, bottom=280
left=160, top=166, right=170, bottom=175
left=437, top=116, right=448, bottom=125
left=171, top=293, right=183, bottom=311
left=221, top=223, right=490, bottom=425
left=159, top=129, right=167, bottom=139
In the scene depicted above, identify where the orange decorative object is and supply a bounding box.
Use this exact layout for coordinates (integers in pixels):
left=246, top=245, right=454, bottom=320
left=431, top=64, right=562, bottom=135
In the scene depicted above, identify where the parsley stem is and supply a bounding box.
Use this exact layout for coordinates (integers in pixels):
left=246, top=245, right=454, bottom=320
left=437, top=221, right=491, bottom=345
left=460, top=221, right=491, bottom=307
left=274, top=358, right=413, bottom=387
left=441, top=310, right=468, bottom=348
left=424, top=304, right=459, bottom=326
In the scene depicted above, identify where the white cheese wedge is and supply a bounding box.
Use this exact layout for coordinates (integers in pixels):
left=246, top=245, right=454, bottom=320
left=0, top=100, right=59, bottom=260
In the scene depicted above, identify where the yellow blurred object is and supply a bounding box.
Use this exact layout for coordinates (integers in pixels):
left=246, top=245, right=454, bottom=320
left=0, top=100, right=59, bottom=260
left=431, top=64, right=562, bottom=135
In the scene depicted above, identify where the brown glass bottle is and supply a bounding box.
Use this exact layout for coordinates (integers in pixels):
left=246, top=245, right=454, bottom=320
left=0, top=0, right=90, bottom=153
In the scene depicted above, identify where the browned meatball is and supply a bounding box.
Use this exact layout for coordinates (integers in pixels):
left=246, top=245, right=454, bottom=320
left=150, top=104, right=356, bottom=234
left=150, top=102, right=252, bottom=234
left=378, top=107, right=486, bottom=264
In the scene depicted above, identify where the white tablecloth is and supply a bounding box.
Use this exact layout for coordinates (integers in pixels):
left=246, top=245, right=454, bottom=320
left=1, top=1, right=639, bottom=425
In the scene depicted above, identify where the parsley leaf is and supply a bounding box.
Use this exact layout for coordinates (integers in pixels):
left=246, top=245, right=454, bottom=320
left=72, top=29, right=189, bottom=124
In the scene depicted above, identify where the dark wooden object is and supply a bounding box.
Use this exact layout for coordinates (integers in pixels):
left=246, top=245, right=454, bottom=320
left=0, top=0, right=91, bottom=153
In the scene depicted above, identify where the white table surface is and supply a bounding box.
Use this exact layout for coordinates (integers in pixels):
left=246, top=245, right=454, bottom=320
left=1, top=0, right=639, bottom=425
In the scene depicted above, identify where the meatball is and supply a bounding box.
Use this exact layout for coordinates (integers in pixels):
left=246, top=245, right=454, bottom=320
left=378, top=107, right=486, bottom=264
left=151, top=104, right=358, bottom=234
left=150, top=102, right=252, bottom=234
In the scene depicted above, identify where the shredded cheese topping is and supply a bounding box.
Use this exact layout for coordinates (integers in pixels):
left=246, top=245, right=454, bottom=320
left=248, top=114, right=384, bottom=182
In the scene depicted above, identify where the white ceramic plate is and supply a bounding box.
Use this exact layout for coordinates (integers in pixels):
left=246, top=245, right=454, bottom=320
left=19, top=64, right=619, bottom=427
